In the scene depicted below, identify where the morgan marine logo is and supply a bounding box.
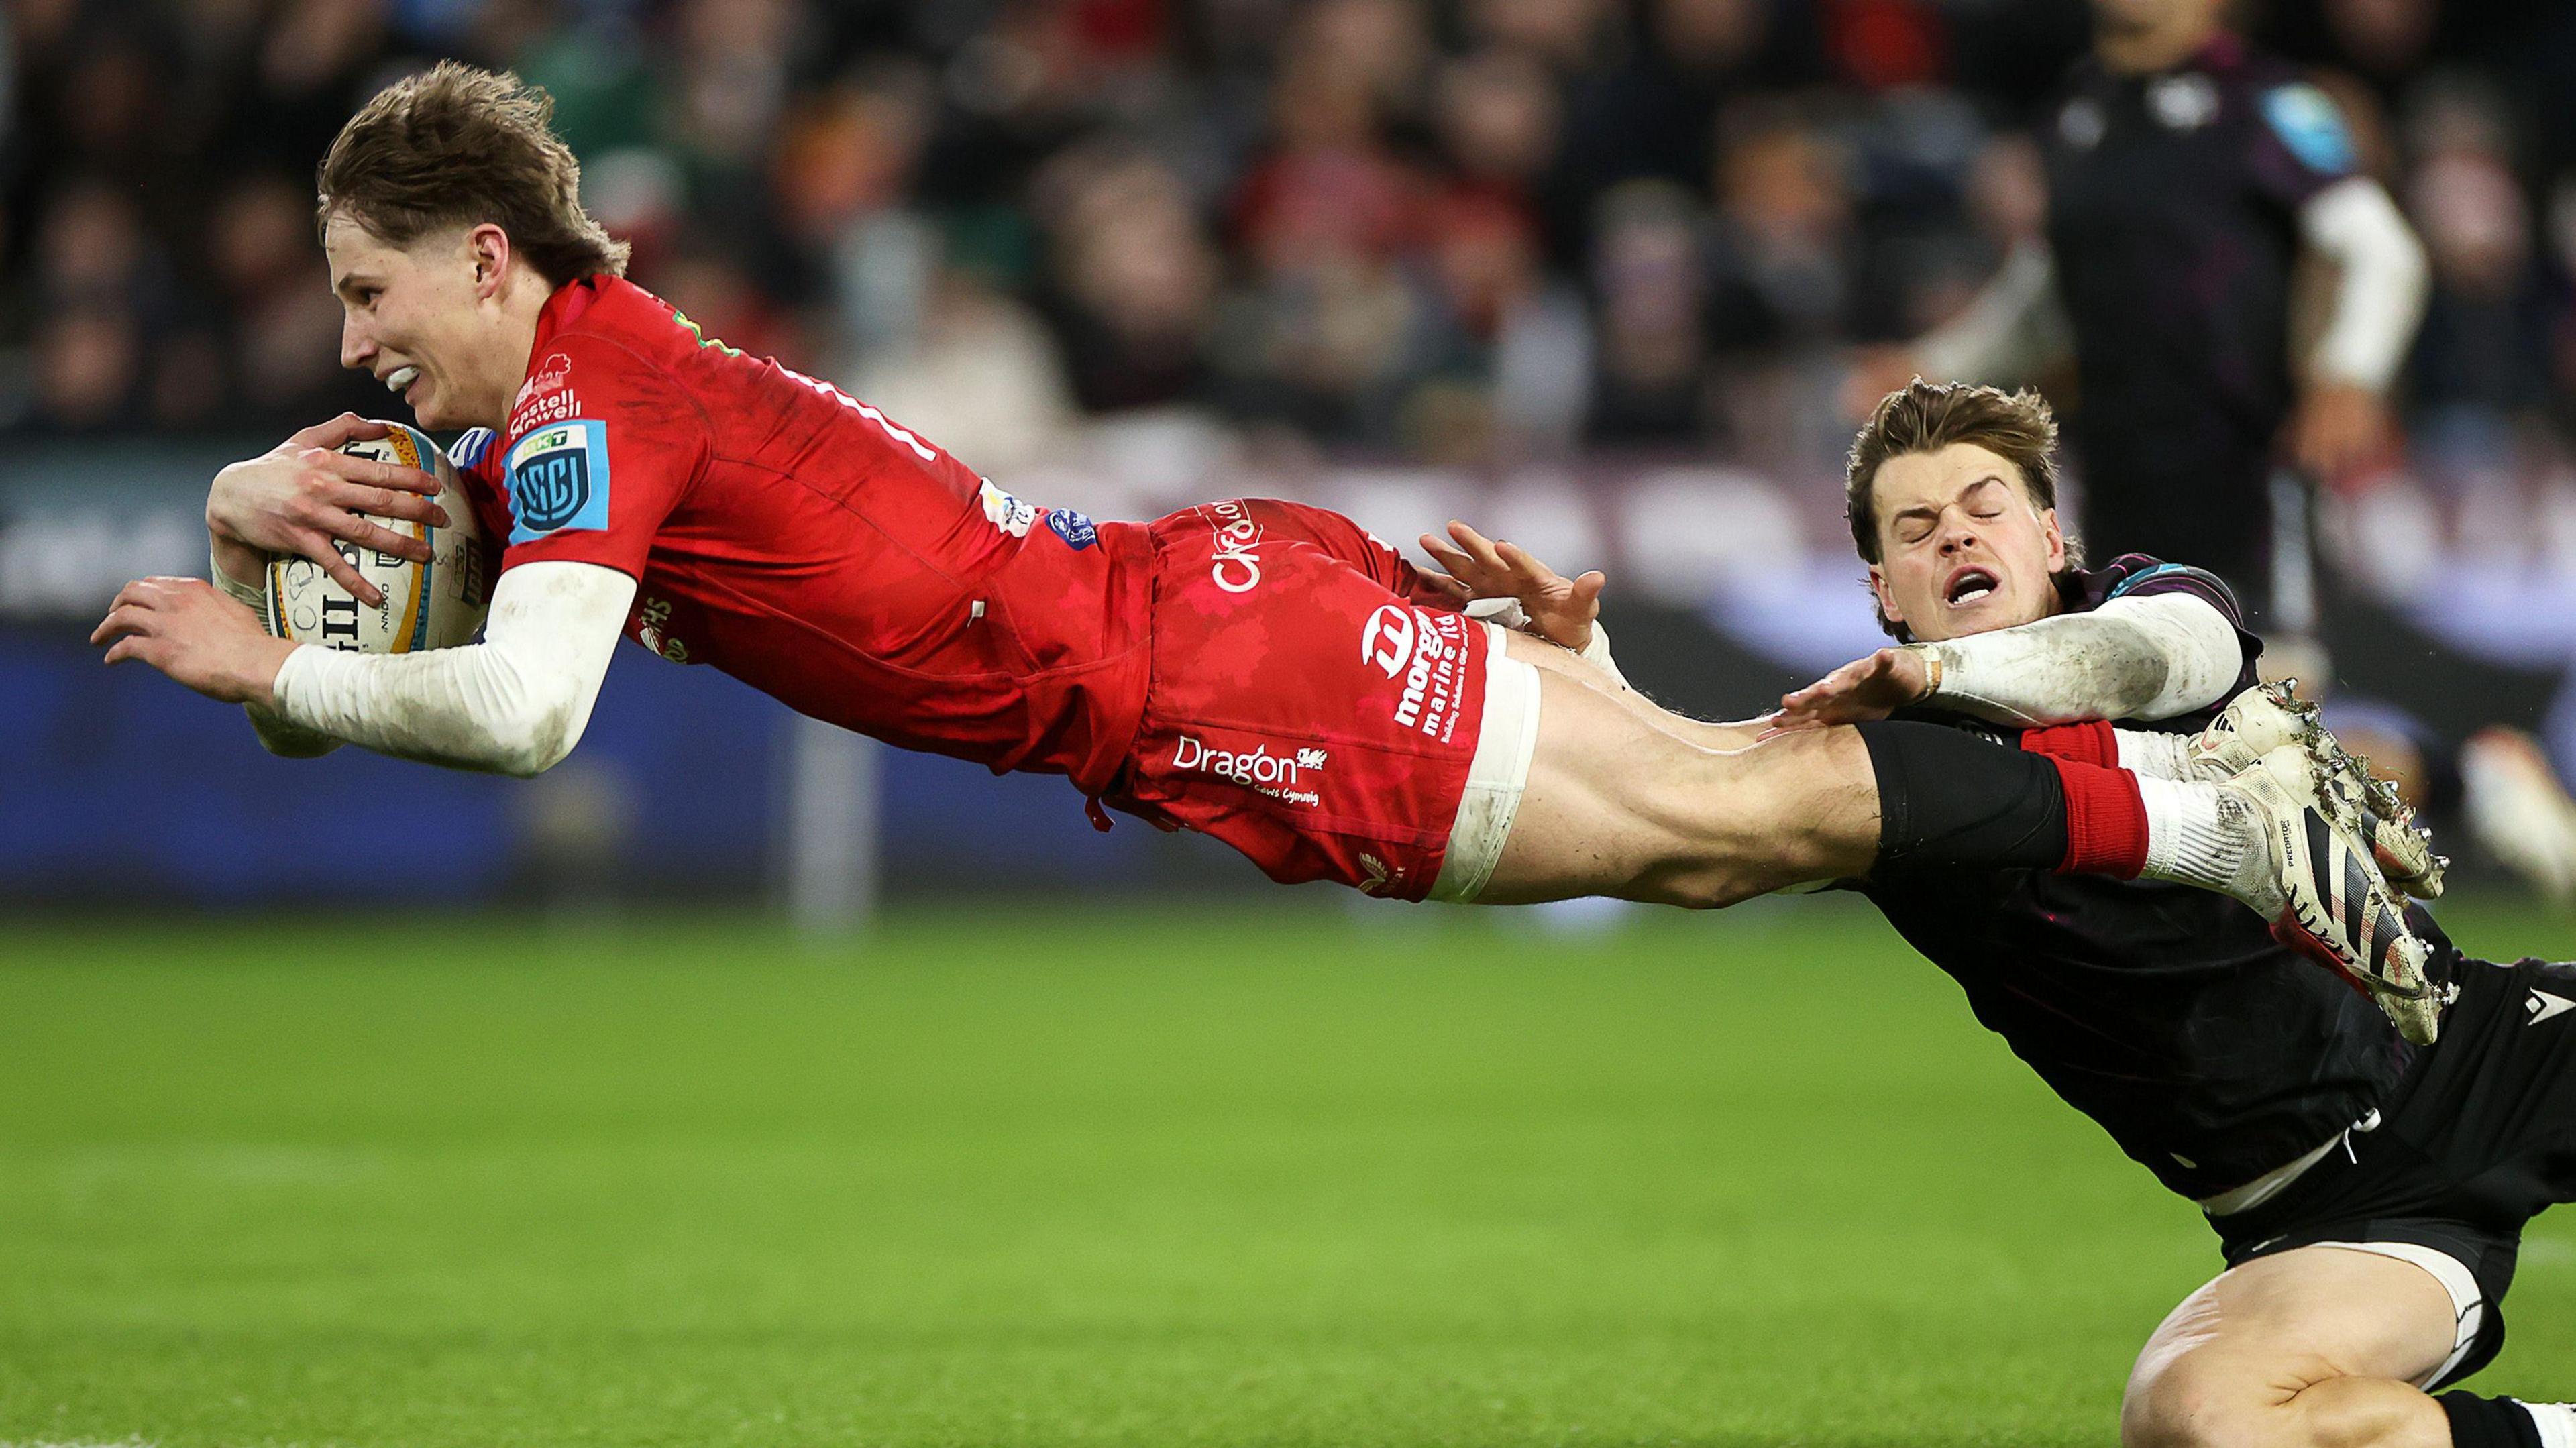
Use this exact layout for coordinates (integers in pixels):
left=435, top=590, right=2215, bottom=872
left=1362, top=605, right=1416, bottom=677
left=1360, top=604, right=1470, bottom=740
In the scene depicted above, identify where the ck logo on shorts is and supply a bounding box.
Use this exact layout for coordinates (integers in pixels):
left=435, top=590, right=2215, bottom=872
left=1361, top=604, right=1471, bottom=742
left=1204, top=500, right=1263, bottom=594
left=504, top=419, right=612, bottom=543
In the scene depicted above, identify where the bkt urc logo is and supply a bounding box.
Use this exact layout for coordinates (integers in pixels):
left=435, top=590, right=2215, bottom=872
left=517, top=431, right=590, bottom=531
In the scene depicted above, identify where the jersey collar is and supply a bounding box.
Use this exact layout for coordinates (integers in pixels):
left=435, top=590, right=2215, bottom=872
left=529, top=275, right=608, bottom=353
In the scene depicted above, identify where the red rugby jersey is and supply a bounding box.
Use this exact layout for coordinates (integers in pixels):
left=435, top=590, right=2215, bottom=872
left=456, top=278, right=1152, bottom=793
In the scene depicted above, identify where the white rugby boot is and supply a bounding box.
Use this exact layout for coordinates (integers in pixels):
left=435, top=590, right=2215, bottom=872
left=2461, top=727, right=2576, bottom=908
left=2218, top=744, right=2449, bottom=1045
left=2193, top=681, right=2446, bottom=899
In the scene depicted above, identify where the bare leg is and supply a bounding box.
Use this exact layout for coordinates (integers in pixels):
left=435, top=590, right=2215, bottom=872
left=1479, top=632, right=1880, bottom=907
left=2121, top=1246, right=2461, bottom=1448
left=1507, top=628, right=1772, bottom=752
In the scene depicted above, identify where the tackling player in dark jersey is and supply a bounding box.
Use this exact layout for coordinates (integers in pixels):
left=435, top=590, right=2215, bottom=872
left=1797, top=382, right=2576, bottom=1448
left=1481, top=382, right=2576, bottom=1448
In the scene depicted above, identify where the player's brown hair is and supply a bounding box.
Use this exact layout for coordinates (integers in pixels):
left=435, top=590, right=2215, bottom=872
left=316, top=61, right=629, bottom=285
left=1845, top=378, right=2067, bottom=563
left=1845, top=378, right=2077, bottom=637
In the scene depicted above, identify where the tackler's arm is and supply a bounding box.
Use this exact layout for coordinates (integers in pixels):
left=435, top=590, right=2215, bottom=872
left=1907, top=592, right=2245, bottom=727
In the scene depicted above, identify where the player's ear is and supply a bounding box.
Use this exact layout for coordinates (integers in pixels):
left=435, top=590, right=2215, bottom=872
left=1870, top=563, right=1905, bottom=627
left=2039, top=508, right=2067, bottom=572
left=466, top=223, right=512, bottom=300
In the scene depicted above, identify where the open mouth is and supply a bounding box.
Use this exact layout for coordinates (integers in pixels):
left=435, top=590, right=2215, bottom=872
left=384, top=365, right=419, bottom=395
left=1944, top=567, right=2000, bottom=606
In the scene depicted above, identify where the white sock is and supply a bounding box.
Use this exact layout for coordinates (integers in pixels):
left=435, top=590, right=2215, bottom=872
left=2116, top=728, right=2199, bottom=781
left=2516, top=1400, right=2576, bottom=1448
left=2135, top=776, right=2266, bottom=906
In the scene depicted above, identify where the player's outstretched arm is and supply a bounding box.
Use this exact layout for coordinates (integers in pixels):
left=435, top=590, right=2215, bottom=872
left=1775, top=592, right=2244, bottom=730
left=205, top=414, right=451, bottom=610
left=95, top=561, right=635, bottom=778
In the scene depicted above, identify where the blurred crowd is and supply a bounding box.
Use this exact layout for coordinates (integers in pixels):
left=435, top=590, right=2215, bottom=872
left=6, top=0, right=2576, bottom=496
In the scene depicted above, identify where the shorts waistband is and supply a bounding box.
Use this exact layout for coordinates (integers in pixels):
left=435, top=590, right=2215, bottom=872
left=2199, top=1107, right=2383, bottom=1218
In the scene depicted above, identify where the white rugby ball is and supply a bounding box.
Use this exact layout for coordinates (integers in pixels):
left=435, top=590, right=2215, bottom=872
left=264, top=424, right=491, bottom=653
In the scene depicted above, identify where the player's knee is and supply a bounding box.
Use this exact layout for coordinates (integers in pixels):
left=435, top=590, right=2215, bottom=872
left=2285, top=1379, right=2436, bottom=1448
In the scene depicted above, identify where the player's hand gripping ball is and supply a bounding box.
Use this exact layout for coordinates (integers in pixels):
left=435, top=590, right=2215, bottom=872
left=262, top=425, right=490, bottom=653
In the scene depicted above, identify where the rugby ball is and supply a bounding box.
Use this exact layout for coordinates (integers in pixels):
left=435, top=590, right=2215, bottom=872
left=263, top=424, right=490, bottom=653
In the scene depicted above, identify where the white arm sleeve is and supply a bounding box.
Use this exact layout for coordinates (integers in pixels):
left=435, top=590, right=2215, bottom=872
left=268, top=560, right=636, bottom=777
left=1912, top=242, right=2074, bottom=386
left=1922, top=592, right=2244, bottom=726
left=2298, top=176, right=2428, bottom=392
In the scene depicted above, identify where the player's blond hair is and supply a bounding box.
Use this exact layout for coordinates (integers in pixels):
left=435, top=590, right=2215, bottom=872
left=317, top=61, right=629, bottom=286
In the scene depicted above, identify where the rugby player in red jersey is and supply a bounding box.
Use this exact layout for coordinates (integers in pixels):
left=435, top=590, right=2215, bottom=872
left=95, top=65, right=2408, bottom=968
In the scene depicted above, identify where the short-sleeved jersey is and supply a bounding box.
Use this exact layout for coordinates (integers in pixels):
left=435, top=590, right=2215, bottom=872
left=1857, top=556, right=2453, bottom=1201
left=455, top=278, right=1152, bottom=793
left=2043, top=36, right=2357, bottom=475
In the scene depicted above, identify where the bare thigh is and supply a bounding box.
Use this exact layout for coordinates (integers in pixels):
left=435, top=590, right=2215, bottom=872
left=1477, top=634, right=1880, bottom=907
left=2122, top=1245, right=2462, bottom=1448
left=1505, top=630, right=1762, bottom=749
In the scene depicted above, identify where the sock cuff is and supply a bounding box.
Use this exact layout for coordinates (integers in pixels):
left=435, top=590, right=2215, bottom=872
left=2116, top=728, right=2200, bottom=781
left=2019, top=720, right=2119, bottom=768
left=2053, top=759, right=2149, bottom=879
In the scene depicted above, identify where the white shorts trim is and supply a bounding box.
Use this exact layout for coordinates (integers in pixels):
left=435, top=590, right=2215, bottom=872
left=1429, top=622, right=1542, bottom=903
left=2307, top=1241, right=2483, bottom=1390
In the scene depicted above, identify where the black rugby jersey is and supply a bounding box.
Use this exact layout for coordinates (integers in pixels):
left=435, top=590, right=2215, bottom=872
left=1856, top=555, right=2448, bottom=1200
left=2041, top=36, right=2358, bottom=581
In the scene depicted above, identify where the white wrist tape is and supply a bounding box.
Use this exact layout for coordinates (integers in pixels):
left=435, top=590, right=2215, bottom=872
left=212, top=543, right=341, bottom=757
left=211, top=545, right=266, bottom=613
left=1578, top=619, right=1631, bottom=691
left=1463, top=596, right=1630, bottom=691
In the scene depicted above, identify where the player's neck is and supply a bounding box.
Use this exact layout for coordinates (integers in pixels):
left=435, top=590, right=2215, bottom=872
left=472, top=266, right=557, bottom=429
left=2096, top=19, right=2222, bottom=76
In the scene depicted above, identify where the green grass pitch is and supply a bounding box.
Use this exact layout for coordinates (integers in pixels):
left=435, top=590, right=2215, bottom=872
left=4, top=896, right=2573, bottom=1447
